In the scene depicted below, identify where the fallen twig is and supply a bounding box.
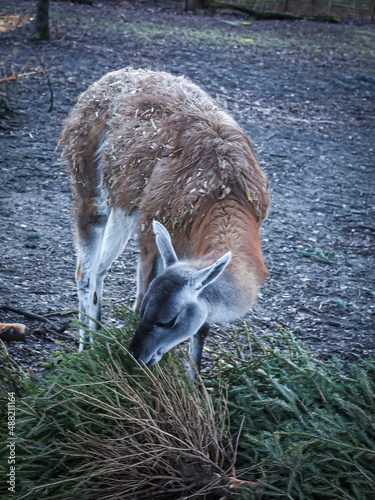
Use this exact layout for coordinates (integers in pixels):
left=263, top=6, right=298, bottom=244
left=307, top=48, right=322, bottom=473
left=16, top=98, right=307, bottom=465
left=229, top=476, right=261, bottom=491
left=0, top=305, right=70, bottom=334
left=0, top=67, right=60, bottom=84
left=213, top=2, right=339, bottom=22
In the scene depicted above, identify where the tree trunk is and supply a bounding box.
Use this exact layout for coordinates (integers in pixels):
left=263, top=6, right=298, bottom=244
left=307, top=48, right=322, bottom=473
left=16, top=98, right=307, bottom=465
left=185, top=0, right=211, bottom=10
left=33, top=0, right=50, bottom=41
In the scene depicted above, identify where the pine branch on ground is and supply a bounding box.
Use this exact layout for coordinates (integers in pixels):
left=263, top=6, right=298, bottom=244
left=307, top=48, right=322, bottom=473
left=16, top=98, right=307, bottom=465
left=206, top=323, right=375, bottom=498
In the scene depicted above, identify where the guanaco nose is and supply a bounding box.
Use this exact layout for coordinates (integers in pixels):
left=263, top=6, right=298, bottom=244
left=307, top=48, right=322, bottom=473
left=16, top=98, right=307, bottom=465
left=129, top=323, right=152, bottom=363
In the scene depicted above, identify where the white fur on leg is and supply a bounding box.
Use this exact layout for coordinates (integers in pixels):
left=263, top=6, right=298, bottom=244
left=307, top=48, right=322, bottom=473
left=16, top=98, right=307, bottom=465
left=96, top=210, right=138, bottom=281
left=76, top=223, right=107, bottom=350
left=77, top=210, right=138, bottom=350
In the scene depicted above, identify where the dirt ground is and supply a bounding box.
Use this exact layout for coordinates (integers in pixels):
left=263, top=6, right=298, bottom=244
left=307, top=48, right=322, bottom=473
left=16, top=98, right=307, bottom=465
left=0, top=0, right=374, bottom=375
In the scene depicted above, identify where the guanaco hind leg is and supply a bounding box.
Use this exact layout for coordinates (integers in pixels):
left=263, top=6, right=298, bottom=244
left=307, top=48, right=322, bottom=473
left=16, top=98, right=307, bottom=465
left=75, top=210, right=108, bottom=350
left=75, top=208, right=138, bottom=351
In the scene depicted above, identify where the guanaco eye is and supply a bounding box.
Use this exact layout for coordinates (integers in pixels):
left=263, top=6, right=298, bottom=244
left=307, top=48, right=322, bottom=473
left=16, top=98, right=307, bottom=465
left=155, top=316, right=178, bottom=329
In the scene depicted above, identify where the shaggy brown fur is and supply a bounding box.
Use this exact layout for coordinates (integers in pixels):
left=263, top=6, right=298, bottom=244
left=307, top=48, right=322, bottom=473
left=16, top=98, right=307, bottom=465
left=59, top=67, right=271, bottom=309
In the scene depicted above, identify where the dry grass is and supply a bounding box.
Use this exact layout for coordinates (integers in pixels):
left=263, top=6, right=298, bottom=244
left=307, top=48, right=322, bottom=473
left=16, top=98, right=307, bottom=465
left=51, top=360, right=236, bottom=499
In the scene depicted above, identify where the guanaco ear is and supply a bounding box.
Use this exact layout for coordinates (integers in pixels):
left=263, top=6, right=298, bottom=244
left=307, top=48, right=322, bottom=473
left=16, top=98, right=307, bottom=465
left=153, top=220, right=178, bottom=268
left=193, top=252, right=231, bottom=291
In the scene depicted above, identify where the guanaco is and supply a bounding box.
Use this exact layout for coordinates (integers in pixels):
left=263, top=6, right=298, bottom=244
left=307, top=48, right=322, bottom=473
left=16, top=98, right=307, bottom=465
left=59, top=67, right=271, bottom=377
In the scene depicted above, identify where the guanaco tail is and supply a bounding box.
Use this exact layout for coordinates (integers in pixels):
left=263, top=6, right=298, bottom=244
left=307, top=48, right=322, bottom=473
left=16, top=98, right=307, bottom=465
left=59, top=67, right=271, bottom=377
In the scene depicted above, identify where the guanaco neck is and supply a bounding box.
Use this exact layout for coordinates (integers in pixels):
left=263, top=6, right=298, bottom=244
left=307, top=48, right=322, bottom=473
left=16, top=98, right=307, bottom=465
left=189, top=196, right=269, bottom=320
